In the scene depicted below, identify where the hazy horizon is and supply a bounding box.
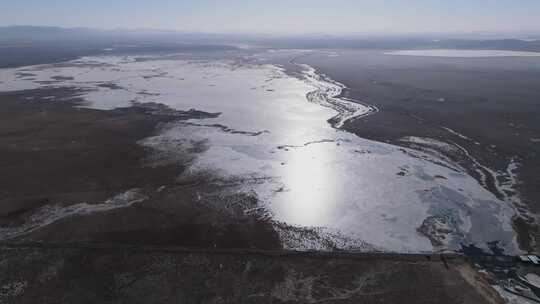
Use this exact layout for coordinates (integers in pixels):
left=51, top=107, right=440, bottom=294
left=2, top=25, right=540, bottom=39
left=2, top=0, right=540, bottom=36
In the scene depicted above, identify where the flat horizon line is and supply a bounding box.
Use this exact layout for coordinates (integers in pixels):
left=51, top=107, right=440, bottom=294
left=1, top=24, right=540, bottom=40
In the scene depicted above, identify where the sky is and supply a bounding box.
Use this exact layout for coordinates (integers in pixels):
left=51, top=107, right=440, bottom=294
left=1, top=0, right=539, bottom=35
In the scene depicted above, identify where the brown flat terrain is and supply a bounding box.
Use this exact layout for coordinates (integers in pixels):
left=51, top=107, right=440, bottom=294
left=0, top=243, right=503, bottom=304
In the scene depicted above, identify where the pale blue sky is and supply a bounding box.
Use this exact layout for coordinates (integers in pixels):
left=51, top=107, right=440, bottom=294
left=1, top=0, right=539, bottom=35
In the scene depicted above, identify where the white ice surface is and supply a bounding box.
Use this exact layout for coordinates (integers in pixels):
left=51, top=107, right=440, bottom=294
left=0, top=54, right=519, bottom=253
left=524, top=274, right=540, bottom=289
left=385, top=49, right=540, bottom=58
left=0, top=189, right=146, bottom=241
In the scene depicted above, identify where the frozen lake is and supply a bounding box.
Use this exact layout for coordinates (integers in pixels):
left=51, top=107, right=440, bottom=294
left=0, top=52, right=519, bottom=253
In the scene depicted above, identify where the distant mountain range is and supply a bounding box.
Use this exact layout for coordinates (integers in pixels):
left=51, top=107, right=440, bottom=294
left=0, top=25, right=539, bottom=57
left=1, top=25, right=539, bottom=48
left=0, top=26, right=260, bottom=44
left=0, top=26, right=243, bottom=68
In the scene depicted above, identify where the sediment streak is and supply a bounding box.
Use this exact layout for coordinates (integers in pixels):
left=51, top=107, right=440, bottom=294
left=289, top=58, right=379, bottom=129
